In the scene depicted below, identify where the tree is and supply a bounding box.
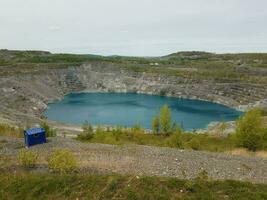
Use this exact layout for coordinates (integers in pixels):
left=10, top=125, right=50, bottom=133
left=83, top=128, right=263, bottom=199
left=40, top=121, right=56, bottom=137
left=152, top=116, right=160, bottom=134
left=234, top=109, right=266, bottom=151
left=77, top=121, right=94, bottom=140
left=160, top=105, right=172, bottom=134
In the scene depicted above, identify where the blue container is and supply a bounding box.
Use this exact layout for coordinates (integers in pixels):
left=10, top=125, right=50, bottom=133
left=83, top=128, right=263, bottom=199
left=24, top=128, right=46, bottom=147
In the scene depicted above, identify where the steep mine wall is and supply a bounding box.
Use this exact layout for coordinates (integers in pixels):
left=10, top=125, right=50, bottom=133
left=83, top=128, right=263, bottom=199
left=0, top=63, right=266, bottom=125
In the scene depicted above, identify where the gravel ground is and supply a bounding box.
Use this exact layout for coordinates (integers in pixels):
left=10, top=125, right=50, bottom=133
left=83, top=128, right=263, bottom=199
left=1, top=136, right=267, bottom=183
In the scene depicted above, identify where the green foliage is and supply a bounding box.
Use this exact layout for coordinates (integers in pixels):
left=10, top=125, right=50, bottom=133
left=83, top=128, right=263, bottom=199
left=95, top=126, right=105, bottom=134
left=40, top=121, right=56, bottom=137
left=151, top=105, right=173, bottom=135
left=0, top=123, right=23, bottom=138
left=47, top=149, right=77, bottom=173
left=151, top=116, right=160, bottom=134
left=159, top=88, right=167, bottom=96
left=171, top=122, right=183, bottom=133
left=219, top=122, right=227, bottom=133
left=18, top=149, right=38, bottom=168
left=82, top=126, right=235, bottom=152
left=132, top=122, right=143, bottom=132
left=0, top=59, right=9, bottom=66
left=1, top=173, right=267, bottom=200
left=77, top=121, right=94, bottom=140
left=234, top=109, right=267, bottom=151
left=166, top=133, right=183, bottom=148
left=111, top=128, right=122, bottom=141
left=160, top=105, right=172, bottom=134
left=186, top=138, right=202, bottom=150
left=196, top=170, right=210, bottom=181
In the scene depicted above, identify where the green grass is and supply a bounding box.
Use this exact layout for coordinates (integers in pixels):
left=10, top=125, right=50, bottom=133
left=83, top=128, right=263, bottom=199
left=0, top=173, right=267, bottom=200
left=0, top=123, right=23, bottom=138
left=79, top=129, right=235, bottom=152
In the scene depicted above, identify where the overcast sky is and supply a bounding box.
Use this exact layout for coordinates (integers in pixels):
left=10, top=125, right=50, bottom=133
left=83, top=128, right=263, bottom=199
left=0, top=0, right=267, bottom=56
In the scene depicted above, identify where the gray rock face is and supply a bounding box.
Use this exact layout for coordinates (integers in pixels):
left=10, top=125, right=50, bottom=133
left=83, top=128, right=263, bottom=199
left=0, top=63, right=266, bottom=125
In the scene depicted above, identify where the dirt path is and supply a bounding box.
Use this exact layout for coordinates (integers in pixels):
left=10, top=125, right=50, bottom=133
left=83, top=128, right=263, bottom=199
left=1, top=136, right=267, bottom=183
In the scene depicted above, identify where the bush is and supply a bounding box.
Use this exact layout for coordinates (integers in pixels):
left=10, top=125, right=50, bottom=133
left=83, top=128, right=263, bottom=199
left=196, top=170, right=210, bottom=181
left=152, top=116, right=160, bottom=134
left=186, top=138, right=201, bottom=150
left=48, top=149, right=77, bottom=173
left=18, top=149, right=38, bottom=168
left=172, top=122, right=183, bottom=134
left=112, top=127, right=124, bottom=141
left=234, top=109, right=267, bottom=151
left=77, top=122, right=94, bottom=140
left=40, top=121, right=56, bottom=137
left=132, top=122, right=143, bottom=132
left=166, top=133, right=183, bottom=148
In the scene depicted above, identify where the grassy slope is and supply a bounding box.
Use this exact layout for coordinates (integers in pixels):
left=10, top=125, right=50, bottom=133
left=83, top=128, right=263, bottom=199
left=1, top=173, right=267, bottom=200
left=0, top=123, right=23, bottom=138
left=82, top=129, right=235, bottom=152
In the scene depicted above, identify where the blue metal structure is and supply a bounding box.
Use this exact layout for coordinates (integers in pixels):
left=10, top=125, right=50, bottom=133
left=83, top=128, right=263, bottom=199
left=24, top=128, right=46, bottom=147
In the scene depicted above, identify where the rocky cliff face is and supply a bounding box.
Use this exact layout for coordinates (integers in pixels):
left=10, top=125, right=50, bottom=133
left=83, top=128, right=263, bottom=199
left=0, top=63, right=267, bottom=125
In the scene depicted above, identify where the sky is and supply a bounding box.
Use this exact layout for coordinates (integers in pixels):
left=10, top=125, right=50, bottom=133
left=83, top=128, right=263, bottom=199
left=0, top=0, right=267, bottom=56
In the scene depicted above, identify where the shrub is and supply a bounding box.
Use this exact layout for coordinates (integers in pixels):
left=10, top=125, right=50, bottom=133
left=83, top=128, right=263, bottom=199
left=48, top=149, right=77, bottom=173
left=172, top=122, right=183, bottom=134
left=95, top=126, right=105, bottom=134
left=196, top=170, right=210, bottom=181
left=166, top=133, right=183, bottom=148
left=152, top=116, right=160, bottom=134
left=234, top=109, right=266, bottom=151
left=159, top=89, right=167, bottom=96
left=218, top=122, right=227, bottom=134
left=18, top=149, right=38, bottom=168
left=40, top=121, right=56, bottom=137
left=186, top=138, right=201, bottom=151
left=112, top=127, right=124, bottom=141
left=77, top=121, right=94, bottom=140
left=132, top=122, right=143, bottom=132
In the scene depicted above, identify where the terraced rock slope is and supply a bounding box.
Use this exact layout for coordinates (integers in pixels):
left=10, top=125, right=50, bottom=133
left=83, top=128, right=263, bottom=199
left=0, top=50, right=266, bottom=125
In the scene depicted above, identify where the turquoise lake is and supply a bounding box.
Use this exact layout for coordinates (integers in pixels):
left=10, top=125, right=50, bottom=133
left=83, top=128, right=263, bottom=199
left=44, top=93, right=243, bottom=130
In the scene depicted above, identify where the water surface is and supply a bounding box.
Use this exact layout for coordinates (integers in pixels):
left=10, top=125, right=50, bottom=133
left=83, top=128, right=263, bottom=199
left=44, top=93, right=243, bottom=130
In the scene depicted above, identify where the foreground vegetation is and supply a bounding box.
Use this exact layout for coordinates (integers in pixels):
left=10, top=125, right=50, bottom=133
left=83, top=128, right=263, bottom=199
left=79, top=127, right=235, bottom=152
left=1, top=106, right=266, bottom=153
left=0, top=123, right=23, bottom=138
left=78, top=107, right=267, bottom=153
left=234, top=109, right=267, bottom=151
left=0, top=172, right=267, bottom=200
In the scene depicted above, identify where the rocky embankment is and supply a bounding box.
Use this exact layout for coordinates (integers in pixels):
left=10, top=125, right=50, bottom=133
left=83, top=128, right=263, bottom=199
left=0, top=63, right=267, bottom=125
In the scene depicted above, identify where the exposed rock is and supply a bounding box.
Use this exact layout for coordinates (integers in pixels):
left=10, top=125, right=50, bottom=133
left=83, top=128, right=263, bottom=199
left=0, top=64, right=266, bottom=126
